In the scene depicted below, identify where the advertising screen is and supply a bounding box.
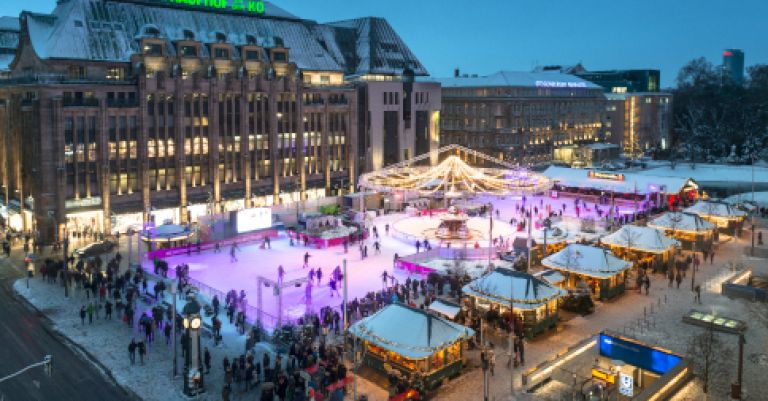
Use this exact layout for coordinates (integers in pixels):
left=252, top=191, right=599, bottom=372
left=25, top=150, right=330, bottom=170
left=598, top=333, right=682, bottom=375
left=236, top=207, right=272, bottom=233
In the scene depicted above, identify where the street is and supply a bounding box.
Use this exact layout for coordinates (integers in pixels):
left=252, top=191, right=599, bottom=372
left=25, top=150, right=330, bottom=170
left=0, top=257, right=136, bottom=401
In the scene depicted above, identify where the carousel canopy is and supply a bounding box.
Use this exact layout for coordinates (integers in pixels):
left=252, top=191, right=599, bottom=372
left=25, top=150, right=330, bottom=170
left=541, top=244, right=631, bottom=278
left=684, top=200, right=747, bottom=220
left=359, top=144, right=552, bottom=197
left=348, top=303, right=474, bottom=360
left=648, top=212, right=716, bottom=234
left=600, top=225, right=679, bottom=253
left=462, top=268, right=565, bottom=310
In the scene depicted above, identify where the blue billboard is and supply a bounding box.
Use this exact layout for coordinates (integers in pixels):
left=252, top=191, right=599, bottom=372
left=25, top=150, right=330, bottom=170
left=598, top=333, right=682, bottom=375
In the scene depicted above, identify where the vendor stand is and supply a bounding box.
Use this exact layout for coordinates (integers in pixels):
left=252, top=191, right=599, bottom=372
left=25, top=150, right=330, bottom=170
left=462, top=268, right=565, bottom=339
left=683, top=200, right=746, bottom=236
left=348, top=303, right=474, bottom=391
left=600, top=225, right=679, bottom=273
left=541, top=244, right=632, bottom=300
left=647, top=212, right=716, bottom=251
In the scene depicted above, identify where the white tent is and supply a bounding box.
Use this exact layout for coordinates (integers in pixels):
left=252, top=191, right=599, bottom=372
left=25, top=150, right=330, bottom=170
left=684, top=200, right=747, bottom=219
left=348, top=303, right=474, bottom=359
left=462, top=268, right=565, bottom=310
left=647, top=212, right=716, bottom=233
left=541, top=244, right=631, bottom=278
left=600, top=225, right=679, bottom=253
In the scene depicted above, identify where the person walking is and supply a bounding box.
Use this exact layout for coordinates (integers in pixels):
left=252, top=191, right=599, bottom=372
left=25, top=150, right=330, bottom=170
left=230, top=242, right=239, bottom=263
left=695, top=285, right=702, bottom=304
left=709, top=251, right=715, bottom=264
left=137, top=339, right=146, bottom=365
left=87, top=303, right=95, bottom=324
left=668, top=269, right=674, bottom=287
left=303, top=252, right=311, bottom=268
left=212, top=294, right=220, bottom=317
left=278, top=265, right=285, bottom=284
left=164, top=322, right=172, bottom=345
left=204, top=347, right=211, bottom=374
left=128, top=339, right=137, bottom=365
left=675, top=270, right=683, bottom=289
left=79, top=305, right=86, bottom=325
left=105, top=300, right=113, bottom=319
left=643, top=276, right=650, bottom=295
left=316, top=267, right=322, bottom=285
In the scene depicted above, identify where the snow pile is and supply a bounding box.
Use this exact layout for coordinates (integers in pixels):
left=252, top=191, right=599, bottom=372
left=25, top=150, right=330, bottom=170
left=541, top=244, right=631, bottom=278
left=684, top=200, right=747, bottom=219
left=724, top=191, right=768, bottom=207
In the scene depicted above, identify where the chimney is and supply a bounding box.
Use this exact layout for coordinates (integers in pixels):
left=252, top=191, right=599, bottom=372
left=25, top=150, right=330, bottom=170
left=454, top=67, right=460, bottom=78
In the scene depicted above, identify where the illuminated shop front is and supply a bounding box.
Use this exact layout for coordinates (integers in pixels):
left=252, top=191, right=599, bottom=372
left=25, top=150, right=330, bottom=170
left=462, top=268, right=565, bottom=339
left=647, top=212, right=716, bottom=251
left=600, top=225, right=679, bottom=273
left=541, top=244, right=632, bottom=300
left=683, top=200, right=746, bottom=236
left=348, top=303, right=474, bottom=390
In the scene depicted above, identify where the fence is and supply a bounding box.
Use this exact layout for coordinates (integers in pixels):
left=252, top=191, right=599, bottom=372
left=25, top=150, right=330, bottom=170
left=145, top=229, right=277, bottom=260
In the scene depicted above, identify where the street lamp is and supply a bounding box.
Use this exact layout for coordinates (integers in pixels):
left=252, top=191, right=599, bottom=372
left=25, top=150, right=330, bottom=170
left=182, top=298, right=204, bottom=396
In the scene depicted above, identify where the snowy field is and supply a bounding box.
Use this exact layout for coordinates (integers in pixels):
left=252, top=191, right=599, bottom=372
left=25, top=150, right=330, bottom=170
left=725, top=191, right=768, bottom=207
left=633, top=163, right=768, bottom=186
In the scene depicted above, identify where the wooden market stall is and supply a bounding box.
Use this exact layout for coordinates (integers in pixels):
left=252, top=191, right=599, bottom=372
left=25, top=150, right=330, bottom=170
left=683, top=200, right=746, bottom=236
left=541, top=244, right=632, bottom=300
left=348, top=303, right=475, bottom=390
left=600, top=225, right=679, bottom=273
left=462, top=268, right=565, bottom=339
left=647, top=212, right=716, bottom=251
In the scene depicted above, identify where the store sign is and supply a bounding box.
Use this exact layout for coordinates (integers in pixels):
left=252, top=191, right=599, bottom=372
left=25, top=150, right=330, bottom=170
left=535, top=80, right=587, bottom=88
left=65, top=197, right=102, bottom=209
left=236, top=207, right=272, bottom=233
left=167, top=0, right=265, bottom=14
left=619, top=373, right=634, bottom=396
left=588, top=171, right=625, bottom=181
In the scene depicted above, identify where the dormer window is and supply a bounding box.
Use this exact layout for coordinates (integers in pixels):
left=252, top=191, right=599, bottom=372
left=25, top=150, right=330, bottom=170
left=214, top=48, right=230, bottom=59
left=183, top=30, right=195, bottom=41
left=245, top=50, right=260, bottom=61
left=143, top=43, right=163, bottom=56
left=246, top=35, right=257, bottom=46
left=143, top=26, right=161, bottom=37
left=272, top=51, right=286, bottom=62
left=215, top=32, right=227, bottom=43
left=180, top=46, right=198, bottom=58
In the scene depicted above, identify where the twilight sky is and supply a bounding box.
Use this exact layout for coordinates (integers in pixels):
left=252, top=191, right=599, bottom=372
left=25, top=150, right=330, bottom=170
left=3, top=0, right=766, bottom=88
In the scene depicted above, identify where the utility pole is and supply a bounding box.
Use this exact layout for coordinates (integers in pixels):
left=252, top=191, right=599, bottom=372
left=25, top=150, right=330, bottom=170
left=488, top=203, right=493, bottom=269
left=751, top=159, right=755, bottom=256
left=171, top=281, right=178, bottom=378
left=735, top=334, right=745, bottom=400
left=342, top=259, right=348, bottom=362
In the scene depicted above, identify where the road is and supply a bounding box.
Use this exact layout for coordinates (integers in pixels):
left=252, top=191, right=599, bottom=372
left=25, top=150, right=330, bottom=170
left=0, top=257, right=136, bottom=401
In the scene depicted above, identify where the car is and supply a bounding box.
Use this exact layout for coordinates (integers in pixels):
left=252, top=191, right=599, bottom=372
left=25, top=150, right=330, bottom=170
left=73, top=240, right=115, bottom=258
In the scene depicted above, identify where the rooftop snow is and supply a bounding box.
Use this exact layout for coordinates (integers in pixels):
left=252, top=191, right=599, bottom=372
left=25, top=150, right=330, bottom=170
left=541, top=244, right=631, bottom=278
left=435, top=71, right=602, bottom=89
left=647, top=212, right=716, bottom=233
left=348, top=303, right=474, bottom=359
left=543, top=166, right=693, bottom=195
left=600, top=225, right=679, bottom=253
left=462, top=268, right=565, bottom=310
left=683, top=201, right=747, bottom=219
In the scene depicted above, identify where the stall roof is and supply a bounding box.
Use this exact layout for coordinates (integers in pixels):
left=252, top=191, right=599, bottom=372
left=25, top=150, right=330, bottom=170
left=348, top=303, right=474, bottom=360
left=542, top=244, right=631, bottom=278
left=534, top=269, right=567, bottom=285
left=428, top=299, right=462, bottom=319
left=543, top=166, right=694, bottom=195
left=600, top=225, right=679, bottom=253
left=684, top=200, right=747, bottom=220
left=462, top=268, right=565, bottom=310
left=647, top=212, right=716, bottom=233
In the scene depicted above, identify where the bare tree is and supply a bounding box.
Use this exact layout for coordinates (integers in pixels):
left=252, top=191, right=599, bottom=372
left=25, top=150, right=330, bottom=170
left=687, top=323, right=734, bottom=396
left=667, top=212, right=684, bottom=239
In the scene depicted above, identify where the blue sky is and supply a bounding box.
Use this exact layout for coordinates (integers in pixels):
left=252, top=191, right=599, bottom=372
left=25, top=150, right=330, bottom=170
left=3, top=0, right=766, bottom=88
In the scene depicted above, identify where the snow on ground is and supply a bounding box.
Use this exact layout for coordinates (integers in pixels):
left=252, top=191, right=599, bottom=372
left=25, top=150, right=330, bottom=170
left=633, top=163, right=768, bottom=185
left=725, top=191, right=768, bottom=207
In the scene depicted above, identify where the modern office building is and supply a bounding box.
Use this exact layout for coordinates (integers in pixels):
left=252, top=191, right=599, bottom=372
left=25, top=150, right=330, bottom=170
left=722, top=49, right=745, bottom=85
left=437, top=71, right=606, bottom=165
left=575, top=69, right=661, bottom=94
left=0, top=0, right=437, bottom=243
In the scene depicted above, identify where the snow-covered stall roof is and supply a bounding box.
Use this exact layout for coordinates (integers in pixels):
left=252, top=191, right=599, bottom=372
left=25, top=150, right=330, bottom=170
left=0, top=16, right=19, bottom=72
left=428, top=299, right=461, bottom=320
left=647, top=212, right=716, bottom=233
left=541, top=244, right=631, bottom=279
left=543, top=166, right=694, bottom=195
left=462, top=268, right=565, bottom=310
left=534, top=269, right=567, bottom=285
left=600, top=225, right=679, bottom=253
left=684, top=201, right=747, bottom=220
left=435, top=71, right=601, bottom=89
left=348, top=303, right=474, bottom=360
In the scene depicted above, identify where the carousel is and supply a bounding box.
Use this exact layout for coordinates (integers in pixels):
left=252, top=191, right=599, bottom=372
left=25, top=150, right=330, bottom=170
left=647, top=212, right=716, bottom=251
left=600, top=225, right=679, bottom=273
left=360, top=145, right=552, bottom=246
left=541, top=244, right=632, bottom=300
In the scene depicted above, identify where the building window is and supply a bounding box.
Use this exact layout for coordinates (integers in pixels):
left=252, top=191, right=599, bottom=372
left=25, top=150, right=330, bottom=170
left=320, top=75, right=330, bottom=84
left=106, top=67, right=124, bottom=81
left=611, top=87, right=627, bottom=94
left=245, top=50, right=260, bottom=61
left=214, top=48, right=230, bottom=59
left=68, top=66, right=87, bottom=80
left=645, top=97, right=653, bottom=104
left=180, top=46, right=197, bottom=57
left=143, top=43, right=163, bottom=56
left=272, top=51, right=286, bottom=62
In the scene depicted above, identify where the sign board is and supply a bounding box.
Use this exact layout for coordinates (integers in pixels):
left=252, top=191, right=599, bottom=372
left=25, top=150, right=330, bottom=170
left=535, top=80, right=588, bottom=88
left=166, top=0, right=265, bottom=14
left=619, top=373, right=634, bottom=396
left=236, top=207, right=272, bottom=233
left=587, top=171, right=625, bottom=181
left=65, top=196, right=102, bottom=209
left=599, top=333, right=682, bottom=375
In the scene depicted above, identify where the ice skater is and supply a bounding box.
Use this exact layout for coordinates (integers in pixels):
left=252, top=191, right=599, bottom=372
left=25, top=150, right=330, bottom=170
left=385, top=223, right=390, bottom=236
left=229, top=243, right=239, bottom=262
left=277, top=265, right=285, bottom=284
left=381, top=270, right=389, bottom=290
left=304, top=281, right=313, bottom=305
left=374, top=241, right=381, bottom=254
left=308, top=267, right=315, bottom=283
left=303, top=252, right=311, bottom=268
left=316, top=267, right=322, bottom=285
left=329, top=278, right=340, bottom=298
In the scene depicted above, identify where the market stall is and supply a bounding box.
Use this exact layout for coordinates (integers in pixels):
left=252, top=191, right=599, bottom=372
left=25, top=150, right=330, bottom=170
left=462, top=268, right=565, bottom=338
left=683, top=200, right=746, bottom=236
left=647, top=212, right=716, bottom=251
left=348, top=303, right=474, bottom=390
left=600, top=225, right=679, bottom=273
left=541, top=244, right=632, bottom=300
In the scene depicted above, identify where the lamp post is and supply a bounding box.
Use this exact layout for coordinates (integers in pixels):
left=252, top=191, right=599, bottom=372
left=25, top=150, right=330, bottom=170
left=751, top=160, right=755, bottom=256
left=171, top=281, right=178, bottom=378
left=342, top=259, right=348, bottom=362
left=182, top=297, right=204, bottom=396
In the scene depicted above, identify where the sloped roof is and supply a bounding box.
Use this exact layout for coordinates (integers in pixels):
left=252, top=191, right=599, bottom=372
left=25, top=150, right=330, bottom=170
left=435, top=71, right=602, bottom=89
left=648, top=212, right=716, bottom=233
left=684, top=201, right=747, bottom=219
left=462, top=268, right=565, bottom=310
left=16, top=0, right=429, bottom=77
left=601, top=225, right=679, bottom=253
left=0, top=16, right=19, bottom=72
left=543, top=166, right=693, bottom=195
left=326, top=17, right=428, bottom=76
left=348, top=303, right=474, bottom=360
left=542, top=244, right=631, bottom=278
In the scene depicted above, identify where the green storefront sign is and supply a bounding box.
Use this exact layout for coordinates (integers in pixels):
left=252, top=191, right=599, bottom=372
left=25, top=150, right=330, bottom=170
left=167, top=0, right=265, bottom=14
